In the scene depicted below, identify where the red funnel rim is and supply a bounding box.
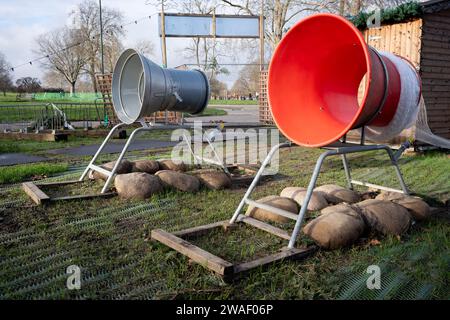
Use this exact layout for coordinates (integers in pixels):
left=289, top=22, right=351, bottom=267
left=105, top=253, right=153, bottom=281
left=268, top=13, right=373, bottom=147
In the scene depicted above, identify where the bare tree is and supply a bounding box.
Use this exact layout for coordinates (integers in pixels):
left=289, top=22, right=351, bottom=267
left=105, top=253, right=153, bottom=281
left=210, top=78, right=228, bottom=98
left=36, top=27, right=85, bottom=95
left=181, top=0, right=215, bottom=70
left=71, top=0, right=124, bottom=92
left=103, top=36, right=124, bottom=73
left=145, top=0, right=177, bottom=11
left=231, top=63, right=260, bottom=96
left=0, top=52, right=13, bottom=96
left=340, top=0, right=412, bottom=16
left=338, top=0, right=346, bottom=15
left=42, top=71, right=67, bottom=89
left=221, top=0, right=337, bottom=51
left=135, top=39, right=155, bottom=57
left=16, top=77, right=42, bottom=93
left=365, top=0, right=411, bottom=10
left=180, top=0, right=231, bottom=84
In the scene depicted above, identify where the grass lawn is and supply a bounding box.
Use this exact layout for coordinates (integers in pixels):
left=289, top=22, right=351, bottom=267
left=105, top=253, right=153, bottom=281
left=0, top=162, right=68, bottom=184
left=191, top=107, right=227, bottom=117
left=0, top=129, right=179, bottom=155
left=0, top=146, right=448, bottom=299
left=0, top=136, right=104, bottom=154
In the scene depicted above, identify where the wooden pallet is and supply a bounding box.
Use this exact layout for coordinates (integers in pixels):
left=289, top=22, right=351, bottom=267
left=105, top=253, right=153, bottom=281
left=151, top=218, right=317, bottom=280
left=143, top=110, right=182, bottom=124
left=259, top=71, right=274, bottom=124
left=95, top=73, right=118, bottom=125
left=22, top=180, right=116, bottom=205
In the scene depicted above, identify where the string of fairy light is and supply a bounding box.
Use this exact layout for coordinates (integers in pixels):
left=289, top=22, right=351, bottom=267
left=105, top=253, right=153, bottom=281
left=9, top=14, right=156, bottom=72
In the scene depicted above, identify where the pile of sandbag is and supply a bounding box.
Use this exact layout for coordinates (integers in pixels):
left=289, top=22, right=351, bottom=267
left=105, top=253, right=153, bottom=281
left=89, top=159, right=231, bottom=200
left=304, top=191, right=430, bottom=250
left=244, top=184, right=431, bottom=250
left=244, top=184, right=360, bottom=224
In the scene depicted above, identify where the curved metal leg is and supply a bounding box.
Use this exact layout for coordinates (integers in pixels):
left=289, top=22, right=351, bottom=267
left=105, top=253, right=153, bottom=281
left=288, top=151, right=331, bottom=248
left=342, top=154, right=353, bottom=190
left=79, top=122, right=126, bottom=181
left=381, top=146, right=409, bottom=195
left=101, top=126, right=148, bottom=193
left=229, top=142, right=290, bottom=224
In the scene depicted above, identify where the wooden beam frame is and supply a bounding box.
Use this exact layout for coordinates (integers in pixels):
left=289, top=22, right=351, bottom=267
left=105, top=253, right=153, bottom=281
left=23, top=182, right=50, bottom=205
left=228, top=165, right=261, bottom=185
left=22, top=180, right=116, bottom=205
left=151, top=218, right=317, bottom=280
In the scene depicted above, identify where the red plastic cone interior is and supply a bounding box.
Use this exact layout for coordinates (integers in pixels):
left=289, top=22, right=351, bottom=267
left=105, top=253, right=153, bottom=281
left=268, top=13, right=401, bottom=147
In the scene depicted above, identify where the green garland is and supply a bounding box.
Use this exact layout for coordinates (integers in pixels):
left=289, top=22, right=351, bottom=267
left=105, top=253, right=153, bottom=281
left=350, top=1, right=423, bottom=30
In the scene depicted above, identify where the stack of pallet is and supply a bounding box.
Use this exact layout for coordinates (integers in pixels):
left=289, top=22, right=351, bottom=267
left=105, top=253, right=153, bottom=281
left=259, top=71, right=274, bottom=124
left=143, top=110, right=182, bottom=124
left=95, top=73, right=182, bottom=125
left=95, top=73, right=118, bottom=125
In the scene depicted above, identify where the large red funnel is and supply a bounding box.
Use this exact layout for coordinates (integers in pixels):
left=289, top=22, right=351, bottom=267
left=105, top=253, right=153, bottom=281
left=268, top=14, right=402, bottom=147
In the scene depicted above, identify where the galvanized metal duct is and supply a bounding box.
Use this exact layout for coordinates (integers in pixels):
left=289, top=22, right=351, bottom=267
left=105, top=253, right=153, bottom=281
left=112, top=49, right=210, bottom=124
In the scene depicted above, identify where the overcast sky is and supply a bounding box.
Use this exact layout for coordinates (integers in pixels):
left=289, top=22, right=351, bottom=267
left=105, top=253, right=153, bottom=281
left=0, top=0, right=249, bottom=87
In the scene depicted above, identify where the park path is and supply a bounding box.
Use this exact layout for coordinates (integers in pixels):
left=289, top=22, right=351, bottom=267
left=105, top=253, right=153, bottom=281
left=187, top=104, right=259, bottom=124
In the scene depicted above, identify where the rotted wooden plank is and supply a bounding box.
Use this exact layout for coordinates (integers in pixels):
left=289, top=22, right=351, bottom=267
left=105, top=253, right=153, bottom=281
left=172, top=220, right=232, bottom=239
left=35, top=180, right=82, bottom=187
left=22, top=182, right=50, bottom=205
left=233, top=246, right=317, bottom=274
left=151, top=229, right=234, bottom=276
left=240, top=216, right=291, bottom=240
left=50, top=192, right=117, bottom=202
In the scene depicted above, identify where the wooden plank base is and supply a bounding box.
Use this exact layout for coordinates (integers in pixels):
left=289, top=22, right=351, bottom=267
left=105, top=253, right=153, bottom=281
left=233, top=246, right=317, bottom=275
left=151, top=220, right=317, bottom=280
left=34, top=180, right=82, bottom=187
left=22, top=180, right=117, bottom=205
left=240, top=216, right=291, bottom=240
left=50, top=192, right=116, bottom=202
left=151, top=229, right=234, bottom=276
left=172, top=220, right=234, bottom=239
left=22, top=182, right=50, bottom=205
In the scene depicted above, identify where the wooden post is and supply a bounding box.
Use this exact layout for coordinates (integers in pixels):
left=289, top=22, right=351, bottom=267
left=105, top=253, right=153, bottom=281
left=160, top=2, right=168, bottom=68
left=160, top=2, right=168, bottom=124
left=259, top=0, right=265, bottom=71
left=212, top=8, right=216, bottom=55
